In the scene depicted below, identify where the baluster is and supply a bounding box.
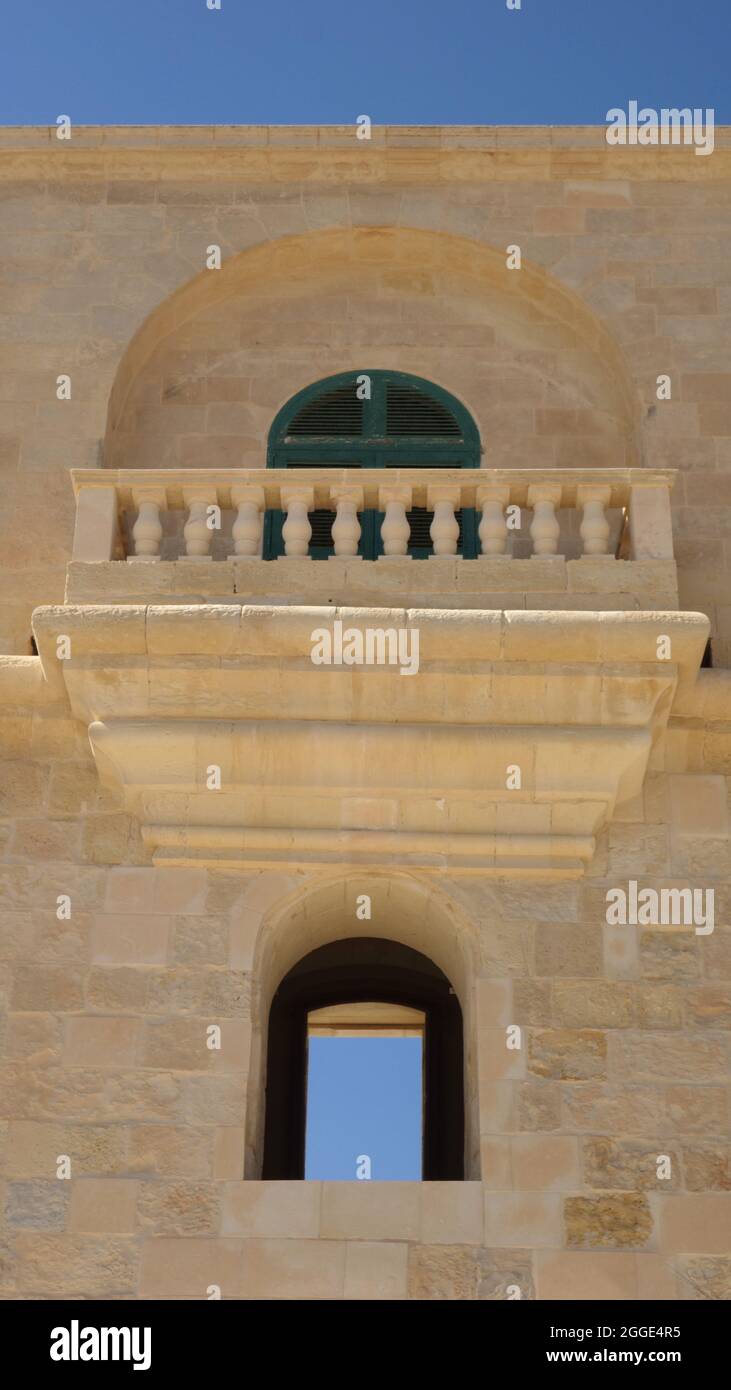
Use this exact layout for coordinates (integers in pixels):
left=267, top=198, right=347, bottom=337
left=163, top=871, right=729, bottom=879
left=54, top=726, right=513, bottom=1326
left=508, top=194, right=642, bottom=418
left=281, top=487, right=314, bottom=557
left=427, top=485, right=460, bottom=556
left=183, top=490, right=217, bottom=560
left=130, top=488, right=165, bottom=562
left=528, top=483, right=562, bottom=556
left=230, top=486, right=264, bottom=558
left=476, top=484, right=510, bottom=556
left=330, top=486, right=363, bottom=557
left=378, top=485, right=412, bottom=557
left=578, top=484, right=611, bottom=556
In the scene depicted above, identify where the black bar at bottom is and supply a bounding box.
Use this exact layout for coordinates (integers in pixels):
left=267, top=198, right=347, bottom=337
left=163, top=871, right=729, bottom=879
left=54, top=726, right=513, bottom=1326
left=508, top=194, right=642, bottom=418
left=4, top=1297, right=725, bottom=1375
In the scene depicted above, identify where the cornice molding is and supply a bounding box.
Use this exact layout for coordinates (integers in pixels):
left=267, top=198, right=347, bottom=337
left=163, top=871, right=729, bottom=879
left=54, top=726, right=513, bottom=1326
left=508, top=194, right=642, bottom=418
left=30, top=603, right=709, bottom=877
left=2, top=125, right=730, bottom=180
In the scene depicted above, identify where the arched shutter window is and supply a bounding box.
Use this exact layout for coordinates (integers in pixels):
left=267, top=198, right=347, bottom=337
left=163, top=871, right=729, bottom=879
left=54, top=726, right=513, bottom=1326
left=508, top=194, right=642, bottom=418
left=286, top=384, right=365, bottom=438
left=385, top=380, right=464, bottom=438
left=265, top=370, right=480, bottom=559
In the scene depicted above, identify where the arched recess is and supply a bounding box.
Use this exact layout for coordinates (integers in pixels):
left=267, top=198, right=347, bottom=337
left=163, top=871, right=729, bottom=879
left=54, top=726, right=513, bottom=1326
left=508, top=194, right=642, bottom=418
left=244, top=871, right=482, bottom=1181
left=102, top=226, right=641, bottom=473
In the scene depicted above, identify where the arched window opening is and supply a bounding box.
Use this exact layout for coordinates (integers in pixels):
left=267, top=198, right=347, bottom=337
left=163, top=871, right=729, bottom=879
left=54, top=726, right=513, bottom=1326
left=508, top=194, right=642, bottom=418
left=264, top=370, right=480, bottom=560
left=262, top=938, right=465, bottom=1181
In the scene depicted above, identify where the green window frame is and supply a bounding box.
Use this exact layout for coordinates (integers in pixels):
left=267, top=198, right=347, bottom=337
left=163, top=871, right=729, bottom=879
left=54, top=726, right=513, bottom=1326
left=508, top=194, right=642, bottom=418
left=264, top=370, right=481, bottom=560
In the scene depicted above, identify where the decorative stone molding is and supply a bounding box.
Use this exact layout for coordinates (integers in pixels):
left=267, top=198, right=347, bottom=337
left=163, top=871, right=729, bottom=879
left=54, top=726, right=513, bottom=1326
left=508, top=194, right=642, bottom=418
left=71, top=467, right=677, bottom=562
left=528, top=483, right=562, bottom=556
left=329, top=485, right=364, bottom=557
left=32, top=603, right=709, bottom=878
left=230, top=486, right=265, bottom=558
left=130, top=487, right=166, bottom=562
left=476, top=484, right=510, bottom=556
left=67, top=467, right=680, bottom=612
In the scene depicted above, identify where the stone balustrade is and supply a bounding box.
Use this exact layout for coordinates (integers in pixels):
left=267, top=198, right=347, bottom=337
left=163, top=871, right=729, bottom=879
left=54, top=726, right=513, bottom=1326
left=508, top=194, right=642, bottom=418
left=70, top=467, right=676, bottom=565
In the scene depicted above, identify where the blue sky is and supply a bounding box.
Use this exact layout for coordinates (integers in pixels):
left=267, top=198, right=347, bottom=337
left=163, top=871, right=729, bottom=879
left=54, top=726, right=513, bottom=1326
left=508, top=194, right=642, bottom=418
left=305, top=1037, right=423, bottom=1180
left=1, top=0, right=729, bottom=126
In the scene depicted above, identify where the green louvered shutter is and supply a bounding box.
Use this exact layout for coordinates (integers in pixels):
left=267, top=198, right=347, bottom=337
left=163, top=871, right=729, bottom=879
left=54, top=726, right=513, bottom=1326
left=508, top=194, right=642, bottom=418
left=265, top=371, right=480, bottom=559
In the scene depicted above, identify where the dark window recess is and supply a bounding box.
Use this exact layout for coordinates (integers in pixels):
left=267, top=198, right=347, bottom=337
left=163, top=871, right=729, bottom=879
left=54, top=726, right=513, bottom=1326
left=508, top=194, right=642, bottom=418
left=309, top=509, right=335, bottom=550
left=262, top=937, right=465, bottom=1181
left=386, top=383, right=462, bottom=437
left=701, top=639, right=713, bottom=669
left=406, top=507, right=468, bottom=556
left=286, top=385, right=364, bottom=438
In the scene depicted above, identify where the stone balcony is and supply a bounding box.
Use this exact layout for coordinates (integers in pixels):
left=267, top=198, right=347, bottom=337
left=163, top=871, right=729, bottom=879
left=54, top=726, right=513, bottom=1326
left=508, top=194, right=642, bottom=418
left=30, top=462, right=705, bottom=880
left=67, top=466, right=679, bottom=611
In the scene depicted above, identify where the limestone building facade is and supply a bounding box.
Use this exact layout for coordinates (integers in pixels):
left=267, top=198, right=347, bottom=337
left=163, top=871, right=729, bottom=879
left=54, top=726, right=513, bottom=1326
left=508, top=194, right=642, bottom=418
left=1, top=124, right=730, bottom=1301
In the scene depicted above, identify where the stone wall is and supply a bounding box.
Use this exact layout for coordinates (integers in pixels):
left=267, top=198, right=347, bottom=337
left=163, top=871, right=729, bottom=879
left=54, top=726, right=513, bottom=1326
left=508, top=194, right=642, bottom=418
left=1, top=126, right=731, bottom=658
left=2, top=125, right=731, bottom=1301
left=1, top=655, right=730, bottom=1298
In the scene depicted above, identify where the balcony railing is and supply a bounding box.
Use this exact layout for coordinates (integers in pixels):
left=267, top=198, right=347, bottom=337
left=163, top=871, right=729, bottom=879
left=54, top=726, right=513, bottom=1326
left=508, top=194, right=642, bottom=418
left=71, top=467, right=676, bottom=565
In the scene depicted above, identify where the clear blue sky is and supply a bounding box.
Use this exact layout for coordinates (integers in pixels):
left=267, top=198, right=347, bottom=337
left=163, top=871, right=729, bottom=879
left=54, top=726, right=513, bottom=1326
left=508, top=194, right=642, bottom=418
left=1, top=0, right=729, bottom=126
left=305, top=1037, right=423, bottom=1180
